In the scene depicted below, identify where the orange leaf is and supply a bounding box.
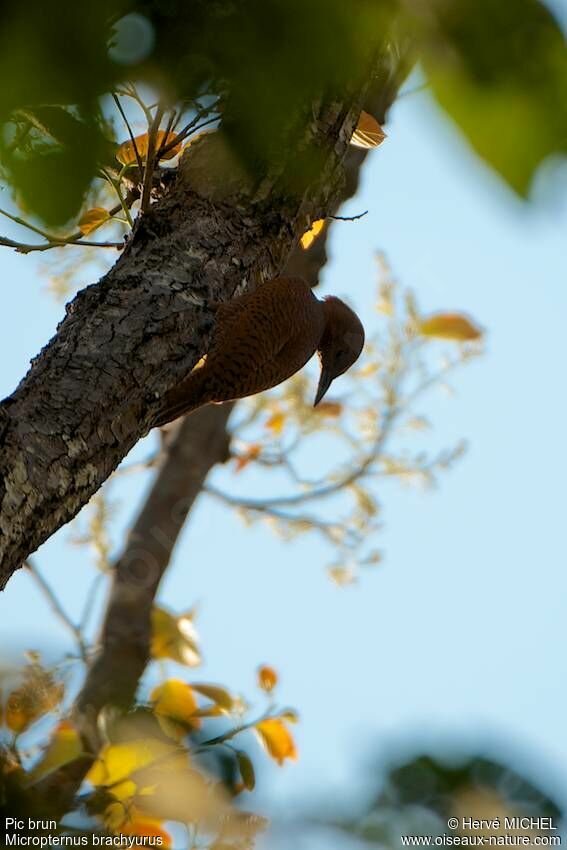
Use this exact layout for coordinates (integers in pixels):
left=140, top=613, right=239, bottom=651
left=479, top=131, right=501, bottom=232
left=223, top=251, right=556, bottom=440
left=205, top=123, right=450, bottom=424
left=257, top=665, right=278, bottom=693
left=121, top=817, right=172, bottom=848
left=418, top=312, right=483, bottom=341
left=265, top=411, right=285, bottom=435
left=350, top=111, right=387, bottom=149
left=300, top=219, right=325, bottom=250
left=255, top=718, right=297, bottom=765
left=234, top=444, right=261, bottom=473
left=116, top=130, right=181, bottom=166
left=78, top=207, right=110, bottom=236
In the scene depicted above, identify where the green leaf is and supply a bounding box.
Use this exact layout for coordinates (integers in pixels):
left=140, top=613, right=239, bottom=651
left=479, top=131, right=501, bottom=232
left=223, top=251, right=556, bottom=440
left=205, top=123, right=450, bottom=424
left=424, top=0, right=567, bottom=196
left=6, top=149, right=99, bottom=226
left=236, top=751, right=256, bottom=791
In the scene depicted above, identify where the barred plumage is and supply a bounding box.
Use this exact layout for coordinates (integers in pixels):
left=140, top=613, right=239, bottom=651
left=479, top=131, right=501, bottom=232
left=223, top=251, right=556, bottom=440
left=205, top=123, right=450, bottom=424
left=152, top=276, right=364, bottom=428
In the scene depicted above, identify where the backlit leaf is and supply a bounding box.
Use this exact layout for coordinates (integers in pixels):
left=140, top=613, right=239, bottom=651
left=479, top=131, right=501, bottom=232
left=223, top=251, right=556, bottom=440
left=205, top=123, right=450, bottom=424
left=150, top=606, right=201, bottom=667
left=120, top=818, right=172, bottom=848
left=315, top=401, right=342, bottom=417
left=279, top=708, right=299, bottom=724
left=191, top=683, right=234, bottom=711
left=28, top=721, right=81, bottom=782
left=78, top=207, right=110, bottom=235
left=87, top=739, right=177, bottom=787
left=266, top=411, right=285, bottom=435
left=328, top=565, right=357, bottom=586
left=257, top=665, right=278, bottom=693
left=116, top=130, right=181, bottom=166
left=350, top=110, right=386, bottom=149
left=234, top=444, right=261, bottom=473
left=255, top=718, right=297, bottom=765
left=418, top=313, right=483, bottom=341
left=300, top=218, right=325, bottom=250
left=151, top=680, right=199, bottom=726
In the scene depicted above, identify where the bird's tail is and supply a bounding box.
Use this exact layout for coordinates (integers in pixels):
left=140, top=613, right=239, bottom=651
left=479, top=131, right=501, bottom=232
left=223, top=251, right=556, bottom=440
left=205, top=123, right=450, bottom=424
left=152, top=366, right=209, bottom=429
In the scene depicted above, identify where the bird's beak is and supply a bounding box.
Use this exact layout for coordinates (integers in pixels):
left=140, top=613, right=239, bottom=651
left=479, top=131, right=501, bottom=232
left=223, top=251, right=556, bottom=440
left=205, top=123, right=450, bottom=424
left=314, top=366, right=333, bottom=407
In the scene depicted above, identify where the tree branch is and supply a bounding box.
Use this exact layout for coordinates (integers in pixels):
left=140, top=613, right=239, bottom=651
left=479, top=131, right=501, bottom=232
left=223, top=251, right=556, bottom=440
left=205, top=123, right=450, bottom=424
left=76, top=403, right=233, bottom=720
left=0, top=89, right=367, bottom=588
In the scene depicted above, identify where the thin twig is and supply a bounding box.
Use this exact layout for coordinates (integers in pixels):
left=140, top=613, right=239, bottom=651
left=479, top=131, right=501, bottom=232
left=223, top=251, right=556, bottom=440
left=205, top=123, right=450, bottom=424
left=0, top=234, right=123, bottom=254
left=112, top=93, right=144, bottom=175
left=0, top=193, right=136, bottom=254
left=0, top=206, right=61, bottom=241
left=206, top=352, right=465, bottom=512
left=158, top=111, right=220, bottom=159
left=141, top=105, right=164, bottom=212
left=24, top=560, right=88, bottom=661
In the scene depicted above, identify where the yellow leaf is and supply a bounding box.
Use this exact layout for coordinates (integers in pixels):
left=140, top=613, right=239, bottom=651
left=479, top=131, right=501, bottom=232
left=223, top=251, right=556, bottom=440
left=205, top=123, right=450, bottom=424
left=351, top=484, right=378, bottom=517
left=328, top=566, right=357, bottom=586
left=110, top=779, right=138, bottom=801
left=257, top=665, right=278, bottom=693
left=87, top=739, right=177, bottom=788
left=236, top=751, right=256, bottom=791
left=418, top=312, right=483, bottom=341
left=357, top=362, right=379, bottom=378
left=150, top=607, right=201, bottom=667
left=191, top=683, right=234, bottom=711
left=350, top=110, right=387, bottom=149
left=151, top=680, right=199, bottom=726
left=279, top=708, right=299, bottom=724
left=116, top=130, right=181, bottom=166
left=265, top=411, right=285, bottom=435
left=234, top=444, right=261, bottom=473
left=315, top=401, right=342, bottom=417
left=78, top=207, right=110, bottom=236
left=255, top=718, right=297, bottom=765
left=104, top=801, right=132, bottom=831
left=300, top=218, right=325, bottom=250
left=28, top=721, right=81, bottom=782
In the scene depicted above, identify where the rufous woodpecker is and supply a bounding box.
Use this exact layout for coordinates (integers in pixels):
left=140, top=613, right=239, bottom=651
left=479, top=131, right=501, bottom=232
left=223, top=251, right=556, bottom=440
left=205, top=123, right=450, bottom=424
left=152, top=276, right=364, bottom=429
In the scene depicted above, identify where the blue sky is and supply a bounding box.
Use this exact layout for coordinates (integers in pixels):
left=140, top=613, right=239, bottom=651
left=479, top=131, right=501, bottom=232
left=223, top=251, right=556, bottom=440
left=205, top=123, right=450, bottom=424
left=1, top=64, right=567, bottom=837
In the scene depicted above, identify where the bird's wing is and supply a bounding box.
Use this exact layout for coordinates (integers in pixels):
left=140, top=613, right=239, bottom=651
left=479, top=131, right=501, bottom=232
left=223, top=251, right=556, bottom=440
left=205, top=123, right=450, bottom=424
left=207, top=292, right=256, bottom=355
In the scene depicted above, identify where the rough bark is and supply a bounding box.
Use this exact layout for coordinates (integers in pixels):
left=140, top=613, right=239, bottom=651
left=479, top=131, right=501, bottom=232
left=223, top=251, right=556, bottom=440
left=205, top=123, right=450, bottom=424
left=0, top=93, right=366, bottom=589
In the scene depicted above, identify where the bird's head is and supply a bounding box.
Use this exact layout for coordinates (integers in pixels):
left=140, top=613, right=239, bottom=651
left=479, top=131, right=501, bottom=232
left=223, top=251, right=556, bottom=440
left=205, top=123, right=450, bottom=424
left=314, top=296, right=365, bottom=406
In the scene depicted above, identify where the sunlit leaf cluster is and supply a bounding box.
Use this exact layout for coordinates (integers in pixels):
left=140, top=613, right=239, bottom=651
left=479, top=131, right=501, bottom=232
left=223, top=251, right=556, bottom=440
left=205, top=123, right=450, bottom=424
left=1, top=639, right=297, bottom=847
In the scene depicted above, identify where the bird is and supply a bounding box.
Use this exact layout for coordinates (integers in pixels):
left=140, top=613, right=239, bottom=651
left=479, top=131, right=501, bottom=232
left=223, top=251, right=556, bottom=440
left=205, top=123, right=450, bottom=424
left=152, top=275, right=364, bottom=429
